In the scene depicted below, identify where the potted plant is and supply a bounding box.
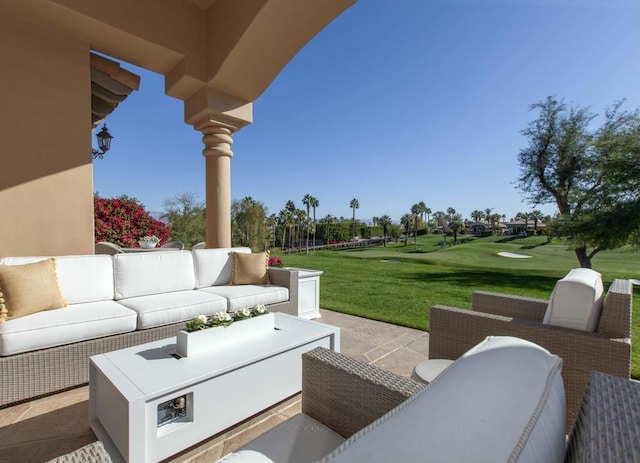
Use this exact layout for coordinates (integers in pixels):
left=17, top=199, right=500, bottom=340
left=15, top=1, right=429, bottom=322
left=138, top=235, right=160, bottom=249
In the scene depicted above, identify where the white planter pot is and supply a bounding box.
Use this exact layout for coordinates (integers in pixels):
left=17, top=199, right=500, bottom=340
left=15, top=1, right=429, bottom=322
left=177, top=313, right=275, bottom=357
left=138, top=241, right=157, bottom=249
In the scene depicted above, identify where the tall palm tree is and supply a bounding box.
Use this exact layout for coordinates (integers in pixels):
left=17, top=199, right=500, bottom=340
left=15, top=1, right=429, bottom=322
left=470, top=209, right=484, bottom=222
left=278, top=208, right=293, bottom=250
left=530, top=209, right=544, bottom=233
left=310, top=196, right=319, bottom=248
left=411, top=203, right=421, bottom=243
left=446, top=207, right=456, bottom=220
left=320, top=214, right=335, bottom=244
left=484, top=208, right=493, bottom=223
left=425, top=207, right=432, bottom=233
left=400, top=213, right=413, bottom=246
left=418, top=201, right=427, bottom=224
left=302, top=194, right=313, bottom=254
left=265, top=213, right=277, bottom=249
left=349, top=198, right=359, bottom=239
left=378, top=215, right=392, bottom=247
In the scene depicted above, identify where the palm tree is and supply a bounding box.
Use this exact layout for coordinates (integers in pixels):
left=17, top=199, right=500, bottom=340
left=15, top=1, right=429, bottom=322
left=470, top=209, right=484, bottom=222
left=278, top=208, right=293, bottom=250
left=349, top=198, right=359, bottom=239
left=425, top=207, right=432, bottom=233
left=265, top=213, right=277, bottom=249
left=530, top=209, right=544, bottom=233
left=310, top=196, right=319, bottom=247
left=302, top=194, right=313, bottom=254
left=378, top=215, right=392, bottom=247
left=411, top=203, right=421, bottom=244
left=446, top=207, right=456, bottom=220
left=515, top=211, right=529, bottom=235
left=484, top=208, right=493, bottom=224
left=320, top=214, right=335, bottom=244
left=418, top=201, right=427, bottom=224
left=400, top=213, right=412, bottom=246
left=449, top=213, right=464, bottom=243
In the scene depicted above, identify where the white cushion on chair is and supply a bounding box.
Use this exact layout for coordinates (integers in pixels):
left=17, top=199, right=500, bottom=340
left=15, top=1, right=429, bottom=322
left=323, top=336, right=566, bottom=463
left=239, top=414, right=345, bottom=463
left=543, top=268, right=604, bottom=331
left=192, top=247, right=251, bottom=288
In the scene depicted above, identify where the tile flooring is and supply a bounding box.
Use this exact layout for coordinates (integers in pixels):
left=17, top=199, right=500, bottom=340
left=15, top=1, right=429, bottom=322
left=0, top=310, right=429, bottom=463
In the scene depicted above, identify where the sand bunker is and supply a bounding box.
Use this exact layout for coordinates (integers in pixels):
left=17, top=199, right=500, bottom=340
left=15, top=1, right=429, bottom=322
left=380, top=259, right=402, bottom=263
left=498, top=252, right=532, bottom=259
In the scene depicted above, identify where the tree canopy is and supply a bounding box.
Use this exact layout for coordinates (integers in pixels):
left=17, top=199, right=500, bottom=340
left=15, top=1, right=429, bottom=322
left=517, top=96, right=640, bottom=268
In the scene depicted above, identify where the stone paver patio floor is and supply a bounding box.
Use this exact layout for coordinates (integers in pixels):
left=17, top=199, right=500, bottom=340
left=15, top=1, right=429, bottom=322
left=0, top=309, right=428, bottom=463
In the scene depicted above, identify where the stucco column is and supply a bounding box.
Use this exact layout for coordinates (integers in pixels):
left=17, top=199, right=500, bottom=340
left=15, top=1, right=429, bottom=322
left=195, top=119, right=235, bottom=248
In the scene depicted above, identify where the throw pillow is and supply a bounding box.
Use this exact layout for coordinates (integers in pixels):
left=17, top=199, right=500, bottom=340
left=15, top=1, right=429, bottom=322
left=0, top=258, right=68, bottom=322
left=231, top=252, right=270, bottom=285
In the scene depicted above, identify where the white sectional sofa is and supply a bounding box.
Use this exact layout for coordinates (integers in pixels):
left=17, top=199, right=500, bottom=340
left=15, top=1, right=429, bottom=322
left=0, top=247, right=298, bottom=407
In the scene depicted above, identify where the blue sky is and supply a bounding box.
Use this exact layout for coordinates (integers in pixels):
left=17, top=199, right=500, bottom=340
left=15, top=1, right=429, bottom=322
left=94, top=0, right=640, bottom=224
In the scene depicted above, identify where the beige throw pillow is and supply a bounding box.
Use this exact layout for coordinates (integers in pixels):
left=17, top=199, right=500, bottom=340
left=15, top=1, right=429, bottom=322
left=0, top=258, right=68, bottom=322
left=231, top=252, right=270, bottom=285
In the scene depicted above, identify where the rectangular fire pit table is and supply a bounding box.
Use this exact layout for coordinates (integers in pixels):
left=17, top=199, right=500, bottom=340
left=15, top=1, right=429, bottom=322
left=89, top=313, right=340, bottom=463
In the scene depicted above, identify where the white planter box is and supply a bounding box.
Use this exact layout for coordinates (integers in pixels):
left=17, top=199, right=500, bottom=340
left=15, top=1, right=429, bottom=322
left=177, top=313, right=275, bottom=357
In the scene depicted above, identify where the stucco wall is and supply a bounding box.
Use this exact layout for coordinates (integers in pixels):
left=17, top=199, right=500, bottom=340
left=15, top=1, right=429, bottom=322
left=0, top=12, right=94, bottom=257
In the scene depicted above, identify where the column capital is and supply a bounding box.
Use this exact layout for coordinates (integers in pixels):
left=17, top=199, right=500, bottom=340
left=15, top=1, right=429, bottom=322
left=195, top=120, right=234, bottom=158
left=185, top=86, right=253, bottom=129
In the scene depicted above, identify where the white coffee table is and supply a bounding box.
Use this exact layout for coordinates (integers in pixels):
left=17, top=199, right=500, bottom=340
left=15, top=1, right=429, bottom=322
left=89, top=313, right=340, bottom=463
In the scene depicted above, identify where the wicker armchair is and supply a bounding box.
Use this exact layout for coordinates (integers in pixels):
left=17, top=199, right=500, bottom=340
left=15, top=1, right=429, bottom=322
left=428, top=278, right=633, bottom=429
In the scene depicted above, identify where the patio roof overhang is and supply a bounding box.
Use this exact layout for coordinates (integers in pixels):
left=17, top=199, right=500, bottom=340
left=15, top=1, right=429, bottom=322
left=90, top=53, right=140, bottom=128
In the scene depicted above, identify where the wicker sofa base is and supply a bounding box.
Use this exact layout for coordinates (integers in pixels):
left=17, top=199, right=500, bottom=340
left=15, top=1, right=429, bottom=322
left=0, top=321, right=187, bottom=408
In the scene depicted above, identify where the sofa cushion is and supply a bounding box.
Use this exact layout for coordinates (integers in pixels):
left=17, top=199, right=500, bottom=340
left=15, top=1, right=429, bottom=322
left=199, top=285, right=289, bottom=312
left=193, top=247, right=251, bottom=288
left=231, top=252, right=270, bottom=285
left=543, top=268, right=604, bottom=331
left=0, top=258, right=67, bottom=322
left=322, top=336, right=566, bottom=463
left=114, top=252, right=196, bottom=299
left=0, top=300, right=137, bottom=356
left=117, top=290, right=228, bottom=329
left=0, top=255, right=115, bottom=305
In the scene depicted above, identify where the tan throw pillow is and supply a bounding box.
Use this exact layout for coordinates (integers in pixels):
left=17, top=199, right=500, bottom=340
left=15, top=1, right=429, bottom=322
left=0, top=258, right=68, bottom=322
left=231, top=252, right=270, bottom=285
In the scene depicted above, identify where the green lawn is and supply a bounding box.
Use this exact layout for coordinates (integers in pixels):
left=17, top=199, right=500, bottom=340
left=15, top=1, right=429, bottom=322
left=274, top=234, right=640, bottom=377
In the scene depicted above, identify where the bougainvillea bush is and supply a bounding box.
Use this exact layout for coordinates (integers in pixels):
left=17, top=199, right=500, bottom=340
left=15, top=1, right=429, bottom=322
left=94, top=195, right=172, bottom=247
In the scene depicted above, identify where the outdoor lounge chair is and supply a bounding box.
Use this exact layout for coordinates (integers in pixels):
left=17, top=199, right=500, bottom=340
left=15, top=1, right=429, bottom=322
left=94, top=241, right=124, bottom=255
left=161, top=240, right=185, bottom=250
left=428, top=275, right=633, bottom=429
left=191, top=241, right=206, bottom=250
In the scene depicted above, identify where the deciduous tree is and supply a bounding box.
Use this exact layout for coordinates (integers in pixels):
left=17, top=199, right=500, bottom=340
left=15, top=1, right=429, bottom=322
left=517, top=96, right=640, bottom=268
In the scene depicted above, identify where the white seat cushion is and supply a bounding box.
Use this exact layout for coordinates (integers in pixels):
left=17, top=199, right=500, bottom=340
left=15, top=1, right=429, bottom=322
left=543, top=268, right=604, bottom=331
left=239, top=414, right=345, bottom=463
left=323, top=336, right=566, bottom=463
left=192, top=247, right=251, bottom=288
left=118, top=290, right=228, bottom=329
left=113, top=252, right=196, bottom=299
left=0, top=301, right=137, bottom=356
left=199, top=285, right=289, bottom=312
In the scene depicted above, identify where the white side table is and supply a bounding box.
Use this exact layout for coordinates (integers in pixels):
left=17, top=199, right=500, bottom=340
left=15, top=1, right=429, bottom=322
left=411, top=359, right=454, bottom=384
left=287, top=268, right=323, bottom=319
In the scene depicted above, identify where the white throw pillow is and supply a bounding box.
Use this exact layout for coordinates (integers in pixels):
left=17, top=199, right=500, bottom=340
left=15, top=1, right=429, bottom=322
left=543, top=268, right=604, bottom=331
